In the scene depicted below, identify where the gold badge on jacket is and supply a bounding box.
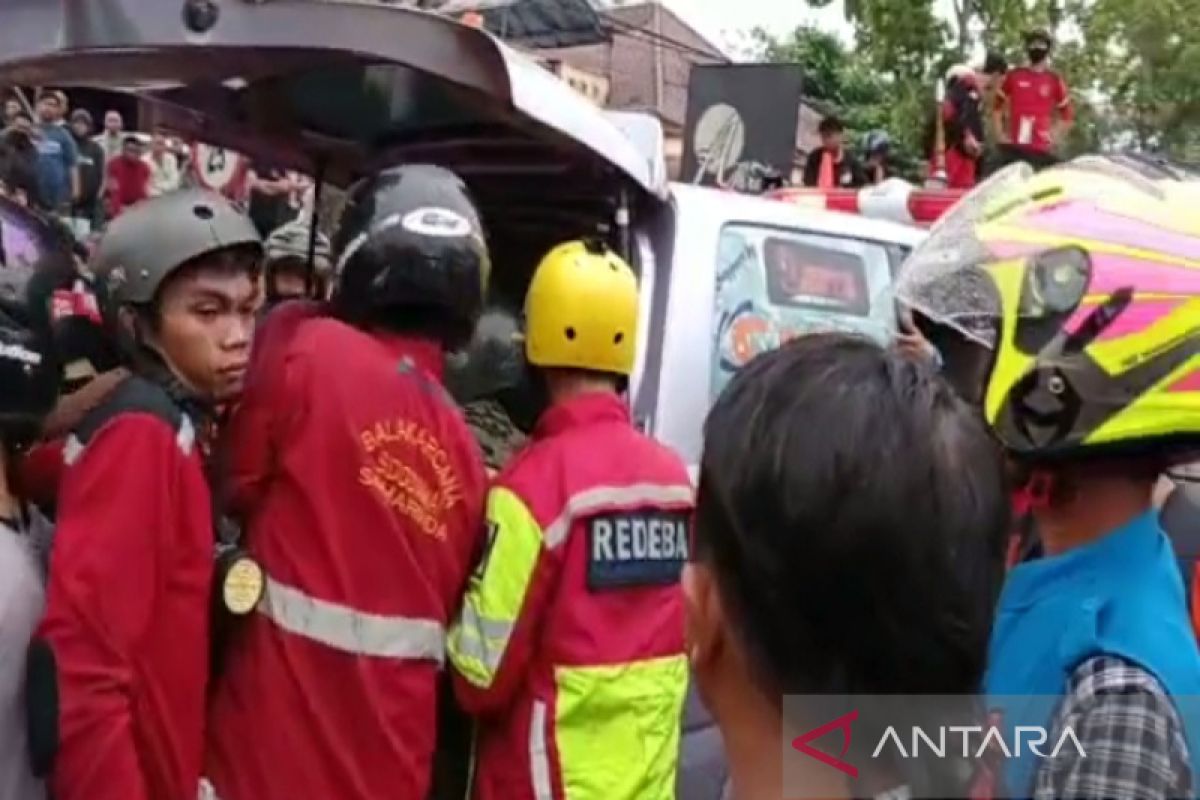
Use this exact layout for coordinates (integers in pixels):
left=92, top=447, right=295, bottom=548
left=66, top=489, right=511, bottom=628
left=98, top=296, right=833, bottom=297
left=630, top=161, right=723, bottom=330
left=217, top=548, right=265, bottom=616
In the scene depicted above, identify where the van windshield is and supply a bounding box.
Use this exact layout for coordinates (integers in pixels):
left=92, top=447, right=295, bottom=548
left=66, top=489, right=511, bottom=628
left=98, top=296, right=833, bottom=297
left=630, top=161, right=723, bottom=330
left=710, top=223, right=897, bottom=401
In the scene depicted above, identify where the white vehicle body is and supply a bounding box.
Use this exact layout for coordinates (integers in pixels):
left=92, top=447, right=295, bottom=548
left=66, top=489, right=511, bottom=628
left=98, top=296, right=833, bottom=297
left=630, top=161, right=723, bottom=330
left=632, top=185, right=927, bottom=474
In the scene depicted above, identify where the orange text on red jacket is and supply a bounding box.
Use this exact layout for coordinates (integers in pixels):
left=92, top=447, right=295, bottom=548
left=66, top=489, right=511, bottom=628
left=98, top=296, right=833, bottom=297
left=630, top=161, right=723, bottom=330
left=358, top=418, right=466, bottom=540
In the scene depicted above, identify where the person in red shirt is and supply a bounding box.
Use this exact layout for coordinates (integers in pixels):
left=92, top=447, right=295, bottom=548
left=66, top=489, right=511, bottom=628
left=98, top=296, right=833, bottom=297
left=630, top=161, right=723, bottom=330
left=928, top=64, right=985, bottom=188
left=994, top=29, right=1073, bottom=169
left=104, top=135, right=151, bottom=218
left=31, top=189, right=263, bottom=800
left=204, top=164, right=489, bottom=800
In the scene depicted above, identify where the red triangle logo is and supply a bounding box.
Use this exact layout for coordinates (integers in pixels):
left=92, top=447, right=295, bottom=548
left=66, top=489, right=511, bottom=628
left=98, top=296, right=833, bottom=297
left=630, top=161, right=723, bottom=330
left=791, top=709, right=859, bottom=778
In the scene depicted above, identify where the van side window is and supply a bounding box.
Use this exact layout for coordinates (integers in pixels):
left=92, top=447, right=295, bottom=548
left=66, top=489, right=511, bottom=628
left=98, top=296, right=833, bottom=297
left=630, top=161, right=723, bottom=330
left=710, top=224, right=896, bottom=401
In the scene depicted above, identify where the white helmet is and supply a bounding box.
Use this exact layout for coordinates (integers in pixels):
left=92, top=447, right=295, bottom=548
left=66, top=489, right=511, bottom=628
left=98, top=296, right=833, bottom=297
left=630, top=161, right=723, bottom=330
left=946, top=64, right=975, bottom=83
left=264, top=219, right=332, bottom=277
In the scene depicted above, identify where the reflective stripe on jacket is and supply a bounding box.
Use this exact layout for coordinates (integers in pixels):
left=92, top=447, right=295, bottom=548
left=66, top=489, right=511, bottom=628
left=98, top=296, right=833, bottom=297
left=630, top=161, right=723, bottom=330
left=206, top=307, right=487, bottom=800
left=448, top=392, right=693, bottom=800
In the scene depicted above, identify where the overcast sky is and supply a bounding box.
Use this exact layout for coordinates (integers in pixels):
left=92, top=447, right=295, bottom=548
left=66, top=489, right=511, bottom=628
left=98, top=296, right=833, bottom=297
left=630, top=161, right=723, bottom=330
left=660, top=0, right=960, bottom=56
left=661, top=0, right=850, bottom=50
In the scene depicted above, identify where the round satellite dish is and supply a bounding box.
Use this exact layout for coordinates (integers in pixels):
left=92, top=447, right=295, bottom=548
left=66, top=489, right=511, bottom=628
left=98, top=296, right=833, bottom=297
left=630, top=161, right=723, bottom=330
left=693, top=103, right=745, bottom=177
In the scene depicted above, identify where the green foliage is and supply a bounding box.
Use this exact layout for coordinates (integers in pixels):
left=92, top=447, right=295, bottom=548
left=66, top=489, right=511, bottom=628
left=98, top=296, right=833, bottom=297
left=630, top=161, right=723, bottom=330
left=756, top=0, right=1200, bottom=164
left=751, top=25, right=931, bottom=178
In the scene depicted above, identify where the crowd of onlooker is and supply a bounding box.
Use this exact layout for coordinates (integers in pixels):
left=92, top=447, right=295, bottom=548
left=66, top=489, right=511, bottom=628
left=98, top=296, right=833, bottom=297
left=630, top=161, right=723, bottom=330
left=1, top=87, right=314, bottom=244
left=800, top=28, right=1073, bottom=191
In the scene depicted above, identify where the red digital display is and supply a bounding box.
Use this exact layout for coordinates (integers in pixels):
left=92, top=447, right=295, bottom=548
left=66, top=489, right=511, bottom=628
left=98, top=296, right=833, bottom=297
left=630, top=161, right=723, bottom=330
left=763, top=238, right=869, bottom=315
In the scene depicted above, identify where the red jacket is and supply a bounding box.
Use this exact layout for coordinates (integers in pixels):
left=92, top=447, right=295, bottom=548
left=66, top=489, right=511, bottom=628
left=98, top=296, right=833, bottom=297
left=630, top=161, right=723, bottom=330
left=447, top=392, right=693, bottom=800
left=105, top=156, right=151, bottom=217
left=997, top=67, right=1073, bottom=154
left=205, top=304, right=487, bottom=800
left=36, top=377, right=213, bottom=800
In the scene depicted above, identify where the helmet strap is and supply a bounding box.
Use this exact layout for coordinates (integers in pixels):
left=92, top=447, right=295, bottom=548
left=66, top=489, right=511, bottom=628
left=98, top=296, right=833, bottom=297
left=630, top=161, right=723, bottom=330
left=124, top=311, right=213, bottom=420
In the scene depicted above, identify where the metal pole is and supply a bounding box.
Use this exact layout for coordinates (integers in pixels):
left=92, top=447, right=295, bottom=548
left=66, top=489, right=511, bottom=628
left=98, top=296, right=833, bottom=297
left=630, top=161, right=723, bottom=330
left=306, top=159, right=327, bottom=296
left=616, top=187, right=632, bottom=262
left=13, top=87, right=35, bottom=118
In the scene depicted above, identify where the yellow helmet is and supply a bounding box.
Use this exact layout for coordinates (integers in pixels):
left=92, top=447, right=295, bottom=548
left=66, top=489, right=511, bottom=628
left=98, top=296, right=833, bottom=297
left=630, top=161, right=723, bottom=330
left=900, top=158, right=1200, bottom=462
left=524, top=240, right=639, bottom=376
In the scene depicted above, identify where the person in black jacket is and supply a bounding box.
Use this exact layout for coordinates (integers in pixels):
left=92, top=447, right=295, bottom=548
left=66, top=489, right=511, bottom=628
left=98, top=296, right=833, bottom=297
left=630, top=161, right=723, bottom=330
left=67, top=110, right=106, bottom=235
left=1, top=115, right=44, bottom=210
left=802, top=116, right=864, bottom=188
left=925, top=65, right=985, bottom=188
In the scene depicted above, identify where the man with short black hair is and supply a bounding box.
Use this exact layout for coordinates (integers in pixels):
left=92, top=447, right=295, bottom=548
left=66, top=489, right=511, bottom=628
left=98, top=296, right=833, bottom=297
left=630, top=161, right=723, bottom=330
left=32, top=91, right=78, bottom=213
left=683, top=334, right=1010, bottom=800
left=802, top=116, right=864, bottom=188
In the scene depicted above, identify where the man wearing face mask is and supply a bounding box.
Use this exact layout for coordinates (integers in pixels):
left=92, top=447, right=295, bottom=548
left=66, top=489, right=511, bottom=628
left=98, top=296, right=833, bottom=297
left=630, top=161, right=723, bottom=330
left=31, top=190, right=263, bottom=800
left=994, top=29, right=1073, bottom=169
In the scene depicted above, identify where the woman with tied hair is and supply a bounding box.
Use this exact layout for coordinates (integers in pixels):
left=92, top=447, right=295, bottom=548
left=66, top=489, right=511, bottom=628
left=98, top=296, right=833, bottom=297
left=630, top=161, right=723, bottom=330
left=684, top=333, right=1010, bottom=800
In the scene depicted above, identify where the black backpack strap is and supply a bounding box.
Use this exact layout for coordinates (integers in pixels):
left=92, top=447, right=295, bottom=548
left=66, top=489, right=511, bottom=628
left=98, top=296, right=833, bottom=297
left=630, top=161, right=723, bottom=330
left=63, top=374, right=194, bottom=465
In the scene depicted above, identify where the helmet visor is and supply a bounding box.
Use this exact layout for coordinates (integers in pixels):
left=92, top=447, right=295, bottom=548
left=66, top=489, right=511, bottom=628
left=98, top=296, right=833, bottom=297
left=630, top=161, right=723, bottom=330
left=896, top=162, right=1036, bottom=347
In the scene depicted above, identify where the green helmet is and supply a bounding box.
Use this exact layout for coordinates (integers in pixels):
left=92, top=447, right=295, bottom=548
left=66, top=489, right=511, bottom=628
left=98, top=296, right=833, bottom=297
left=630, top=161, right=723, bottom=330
left=92, top=189, right=262, bottom=307
left=265, top=219, right=333, bottom=277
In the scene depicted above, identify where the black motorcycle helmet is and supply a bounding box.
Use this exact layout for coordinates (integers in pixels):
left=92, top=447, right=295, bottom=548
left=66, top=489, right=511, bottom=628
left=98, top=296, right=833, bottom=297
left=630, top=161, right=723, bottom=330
left=445, top=305, right=525, bottom=405
left=0, top=196, right=120, bottom=395
left=0, top=198, right=61, bottom=448
left=330, top=164, right=490, bottom=351
left=0, top=302, right=59, bottom=449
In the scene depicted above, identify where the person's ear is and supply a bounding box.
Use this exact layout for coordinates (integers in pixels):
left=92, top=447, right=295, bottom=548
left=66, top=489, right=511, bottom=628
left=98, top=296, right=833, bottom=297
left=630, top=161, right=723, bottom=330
left=682, top=561, right=725, bottom=671
left=120, top=304, right=157, bottom=352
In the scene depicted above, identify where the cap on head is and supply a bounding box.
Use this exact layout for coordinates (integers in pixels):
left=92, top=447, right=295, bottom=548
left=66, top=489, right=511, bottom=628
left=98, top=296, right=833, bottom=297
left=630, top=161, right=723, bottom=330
left=91, top=189, right=262, bottom=308
left=524, top=239, right=639, bottom=377
left=946, top=64, right=975, bottom=83
left=265, top=220, right=333, bottom=276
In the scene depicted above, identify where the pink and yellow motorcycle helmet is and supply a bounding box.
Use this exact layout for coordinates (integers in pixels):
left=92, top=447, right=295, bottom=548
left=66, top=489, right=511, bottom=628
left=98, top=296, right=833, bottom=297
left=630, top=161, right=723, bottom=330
left=898, top=156, right=1200, bottom=463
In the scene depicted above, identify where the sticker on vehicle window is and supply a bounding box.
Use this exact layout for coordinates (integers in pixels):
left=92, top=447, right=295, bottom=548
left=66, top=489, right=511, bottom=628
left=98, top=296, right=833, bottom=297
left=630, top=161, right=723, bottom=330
left=763, top=238, right=870, bottom=316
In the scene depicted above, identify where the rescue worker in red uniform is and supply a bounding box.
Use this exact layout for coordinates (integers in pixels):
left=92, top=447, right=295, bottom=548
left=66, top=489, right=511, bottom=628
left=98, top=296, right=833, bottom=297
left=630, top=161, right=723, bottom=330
left=32, top=189, right=264, bottom=800
left=204, top=164, right=489, bottom=800
left=447, top=239, right=694, bottom=800
left=994, top=29, right=1073, bottom=169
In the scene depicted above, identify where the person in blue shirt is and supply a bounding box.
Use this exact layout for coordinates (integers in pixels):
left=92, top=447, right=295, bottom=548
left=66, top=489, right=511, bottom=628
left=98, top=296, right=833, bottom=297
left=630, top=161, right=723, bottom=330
left=32, top=91, right=78, bottom=214
left=902, top=162, right=1200, bottom=799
